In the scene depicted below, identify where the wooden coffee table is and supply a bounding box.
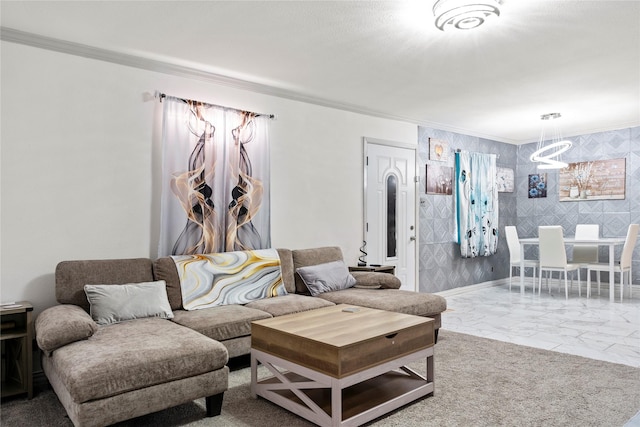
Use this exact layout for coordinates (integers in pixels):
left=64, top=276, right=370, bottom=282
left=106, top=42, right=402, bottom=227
left=250, top=304, right=435, bottom=426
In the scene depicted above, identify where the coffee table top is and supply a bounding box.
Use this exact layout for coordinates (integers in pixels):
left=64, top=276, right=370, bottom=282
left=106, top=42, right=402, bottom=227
left=252, top=304, right=432, bottom=348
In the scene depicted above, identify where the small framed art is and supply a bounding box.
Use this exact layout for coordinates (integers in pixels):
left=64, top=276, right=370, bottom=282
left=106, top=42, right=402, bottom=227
left=497, top=167, right=514, bottom=193
left=429, top=138, right=448, bottom=162
left=426, top=164, right=453, bottom=195
left=528, top=174, right=547, bottom=198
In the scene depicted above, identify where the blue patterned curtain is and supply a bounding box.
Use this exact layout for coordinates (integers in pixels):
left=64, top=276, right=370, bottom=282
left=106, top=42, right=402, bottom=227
left=158, top=95, right=271, bottom=256
left=455, top=151, right=498, bottom=258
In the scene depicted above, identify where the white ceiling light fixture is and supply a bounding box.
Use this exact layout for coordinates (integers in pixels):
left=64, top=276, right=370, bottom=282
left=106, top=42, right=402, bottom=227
left=530, top=113, right=573, bottom=169
left=433, top=0, right=502, bottom=31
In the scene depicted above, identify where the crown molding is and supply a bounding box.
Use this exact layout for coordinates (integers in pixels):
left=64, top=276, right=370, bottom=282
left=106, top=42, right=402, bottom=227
left=0, top=27, right=407, bottom=116
left=1, top=27, right=518, bottom=143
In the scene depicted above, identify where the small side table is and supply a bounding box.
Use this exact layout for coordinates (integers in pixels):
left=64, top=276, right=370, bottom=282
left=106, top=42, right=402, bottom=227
left=1, top=301, right=33, bottom=399
left=349, top=265, right=396, bottom=275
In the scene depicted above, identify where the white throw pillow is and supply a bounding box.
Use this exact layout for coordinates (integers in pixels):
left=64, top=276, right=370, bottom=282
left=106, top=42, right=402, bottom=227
left=84, top=281, right=174, bottom=325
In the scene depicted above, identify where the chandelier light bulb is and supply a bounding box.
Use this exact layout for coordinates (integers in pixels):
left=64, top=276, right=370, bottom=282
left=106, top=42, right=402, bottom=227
left=433, top=0, right=502, bottom=31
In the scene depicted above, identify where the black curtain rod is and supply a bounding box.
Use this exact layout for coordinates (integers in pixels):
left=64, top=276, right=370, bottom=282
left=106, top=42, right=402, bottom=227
left=156, top=92, right=276, bottom=120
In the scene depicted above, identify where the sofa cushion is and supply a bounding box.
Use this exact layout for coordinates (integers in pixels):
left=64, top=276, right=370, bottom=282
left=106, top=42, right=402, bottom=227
left=296, top=260, right=356, bottom=296
left=56, top=258, right=155, bottom=310
left=35, top=305, right=98, bottom=355
left=152, top=256, right=183, bottom=310
left=219, top=336, right=252, bottom=359
left=171, top=305, right=272, bottom=341
left=246, top=294, right=335, bottom=317
left=351, top=271, right=402, bottom=289
left=317, top=288, right=447, bottom=318
left=84, top=281, right=174, bottom=325
left=275, top=248, right=296, bottom=293
left=292, top=246, right=345, bottom=294
left=45, top=318, right=228, bottom=403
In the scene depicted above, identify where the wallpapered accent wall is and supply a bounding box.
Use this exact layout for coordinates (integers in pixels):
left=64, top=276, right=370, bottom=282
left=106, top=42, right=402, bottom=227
left=418, top=126, right=640, bottom=293
left=418, top=126, right=517, bottom=292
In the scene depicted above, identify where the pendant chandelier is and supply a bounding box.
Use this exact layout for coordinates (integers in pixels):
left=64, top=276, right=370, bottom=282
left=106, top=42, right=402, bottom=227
left=433, top=0, right=502, bottom=31
left=530, top=113, right=573, bottom=169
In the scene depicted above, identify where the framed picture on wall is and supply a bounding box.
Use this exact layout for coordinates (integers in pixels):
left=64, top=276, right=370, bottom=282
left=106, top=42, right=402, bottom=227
left=559, top=158, right=626, bottom=201
left=528, top=174, right=547, bottom=198
left=429, top=138, right=449, bottom=162
left=496, top=167, right=514, bottom=192
left=426, top=164, right=453, bottom=195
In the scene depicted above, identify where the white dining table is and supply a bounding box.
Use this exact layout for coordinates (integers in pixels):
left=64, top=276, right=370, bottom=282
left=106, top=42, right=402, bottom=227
left=518, top=236, right=627, bottom=302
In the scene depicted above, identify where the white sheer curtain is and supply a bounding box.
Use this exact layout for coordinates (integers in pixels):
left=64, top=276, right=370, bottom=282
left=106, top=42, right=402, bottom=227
left=455, top=151, right=498, bottom=258
left=158, top=96, right=271, bottom=256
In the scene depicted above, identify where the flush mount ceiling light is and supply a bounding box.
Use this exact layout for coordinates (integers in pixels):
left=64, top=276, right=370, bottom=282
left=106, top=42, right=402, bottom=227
left=433, top=0, right=502, bottom=31
left=530, top=113, right=573, bottom=170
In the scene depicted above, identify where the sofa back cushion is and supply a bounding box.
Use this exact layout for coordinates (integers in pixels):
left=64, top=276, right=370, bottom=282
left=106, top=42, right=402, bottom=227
left=276, top=248, right=295, bottom=293
left=291, top=246, right=345, bottom=294
left=55, top=258, right=155, bottom=311
left=153, top=257, right=184, bottom=310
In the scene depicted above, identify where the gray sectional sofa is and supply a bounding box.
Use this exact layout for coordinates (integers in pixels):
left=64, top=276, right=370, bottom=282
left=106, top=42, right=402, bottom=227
left=35, top=246, right=447, bottom=427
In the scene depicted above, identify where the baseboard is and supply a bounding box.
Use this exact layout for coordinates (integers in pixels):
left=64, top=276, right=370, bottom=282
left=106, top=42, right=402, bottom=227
left=435, top=279, right=506, bottom=297
left=435, top=278, right=640, bottom=297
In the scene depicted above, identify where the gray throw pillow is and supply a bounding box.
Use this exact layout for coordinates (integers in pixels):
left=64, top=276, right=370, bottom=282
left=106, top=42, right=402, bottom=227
left=296, top=260, right=357, bottom=296
left=84, top=281, right=174, bottom=325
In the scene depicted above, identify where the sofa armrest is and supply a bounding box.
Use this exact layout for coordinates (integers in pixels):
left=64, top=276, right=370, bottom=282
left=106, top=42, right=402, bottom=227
left=351, top=271, right=401, bottom=289
left=35, top=304, right=98, bottom=356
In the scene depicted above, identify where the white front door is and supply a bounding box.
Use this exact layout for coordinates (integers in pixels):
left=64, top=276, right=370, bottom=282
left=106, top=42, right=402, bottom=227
left=364, top=139, right=417, bottom=291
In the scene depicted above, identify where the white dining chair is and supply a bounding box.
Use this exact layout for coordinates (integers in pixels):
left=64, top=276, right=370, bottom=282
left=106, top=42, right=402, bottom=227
left=586, top=223, right=639, bottom=301
left=572, top=224, right=600, bottom=293
left=572, top=224, right=600, bottom=263
left=505, top=226, right=538, bottom=292
left=538, top=226, right=581, bottom=299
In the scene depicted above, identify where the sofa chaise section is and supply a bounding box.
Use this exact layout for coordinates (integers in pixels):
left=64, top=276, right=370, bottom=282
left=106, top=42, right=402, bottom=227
left=39, top=316, right=228, bottom=427
left=36, top=258, right=230, bottom=427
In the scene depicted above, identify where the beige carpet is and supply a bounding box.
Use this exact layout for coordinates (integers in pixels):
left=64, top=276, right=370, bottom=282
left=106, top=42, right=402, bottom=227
left=2, top=330, right=639, bottom=427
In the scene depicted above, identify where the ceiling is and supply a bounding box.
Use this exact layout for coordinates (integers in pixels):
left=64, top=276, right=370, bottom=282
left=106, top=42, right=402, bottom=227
left=1, top=1, right=639, bottom=144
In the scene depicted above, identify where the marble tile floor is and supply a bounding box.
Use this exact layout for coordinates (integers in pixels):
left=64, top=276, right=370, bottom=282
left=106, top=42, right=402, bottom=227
left=437, top=279, right=640, bottom=368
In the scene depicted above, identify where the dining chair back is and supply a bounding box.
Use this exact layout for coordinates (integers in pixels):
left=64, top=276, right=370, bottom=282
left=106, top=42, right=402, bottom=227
left=538, top=226, right=581, bottom=298
left=585, top=223, right=638, bottom=301
left=505, top=226, right=538, bottom=291
left=572, top=224, right=599, bottom=263
left=505, top=226, right=523, bottom=264
left=620, top=223, right=639, bottom=270
left=539, top=226, right=568, bottom=268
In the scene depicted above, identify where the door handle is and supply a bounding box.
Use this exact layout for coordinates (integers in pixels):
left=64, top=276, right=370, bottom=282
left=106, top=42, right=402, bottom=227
left=409, top=236, right=416, bottom=241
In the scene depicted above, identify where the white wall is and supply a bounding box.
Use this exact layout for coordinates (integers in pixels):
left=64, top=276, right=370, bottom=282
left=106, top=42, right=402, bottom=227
left=0, top=41, right=417, bottom=316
